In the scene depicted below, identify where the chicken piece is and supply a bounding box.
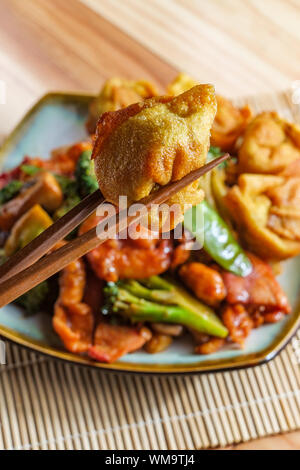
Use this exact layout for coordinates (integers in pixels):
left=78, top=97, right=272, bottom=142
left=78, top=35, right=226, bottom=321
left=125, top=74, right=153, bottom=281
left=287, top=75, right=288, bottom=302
left=195, top=337, right=225, bottom=355
left=83, top=269, right=104, bottom=316
left=238, top=112, right=300, bottom=174
left=86, top=78, right=158, bottom=134
left=79, top=213, right=173, bottom=282
left=222, top=304, right=253, bottom=346
left=88, top=323, right=152, bottom=363
left=170, top=231, right=194, bottom=269
left=92, top=85, right=217, bottom=228
left=151, top=323, right=183, bottom=336
left=0, top=172, right=63, bottom=231
left=211, top=96, right=252, bottom=152
left=225, top=173, right=300, bottom=259
left=53, top=257, right=94, bottom=353
left=221, top=252, right=291, bottom=314
left=144, top=333, right=173, bottom=354
left=179, top=262, right=227, bottom=306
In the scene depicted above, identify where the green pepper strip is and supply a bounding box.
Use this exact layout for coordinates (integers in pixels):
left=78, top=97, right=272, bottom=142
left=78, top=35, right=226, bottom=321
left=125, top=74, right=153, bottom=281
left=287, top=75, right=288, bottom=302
left=184, top=201, right=252, bottom=277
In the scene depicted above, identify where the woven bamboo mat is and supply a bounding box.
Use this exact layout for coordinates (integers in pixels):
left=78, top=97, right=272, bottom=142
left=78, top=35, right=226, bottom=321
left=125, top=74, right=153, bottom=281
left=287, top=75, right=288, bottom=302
left=1, top=90, right=300, bottom=450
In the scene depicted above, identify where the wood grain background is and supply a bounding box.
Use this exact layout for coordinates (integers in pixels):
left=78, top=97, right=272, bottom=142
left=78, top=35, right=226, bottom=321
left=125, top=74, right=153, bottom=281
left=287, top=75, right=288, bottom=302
left=1, top=0, right=300, bottom=450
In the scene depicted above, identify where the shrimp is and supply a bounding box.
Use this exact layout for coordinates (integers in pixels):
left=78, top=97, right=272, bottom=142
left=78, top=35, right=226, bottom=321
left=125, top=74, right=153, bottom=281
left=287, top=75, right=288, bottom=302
left=79, top=213, right=173, bottom=282
left=53, top=256, right=94, bottom=353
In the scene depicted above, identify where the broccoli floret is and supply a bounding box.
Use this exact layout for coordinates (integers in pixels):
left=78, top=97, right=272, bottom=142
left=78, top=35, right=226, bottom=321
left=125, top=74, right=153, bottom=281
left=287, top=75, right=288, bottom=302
left=54, top=174, right=77, bottom=197
left=0, top=180, right=24, bottom=205
left=75, top=150, right=98, bottom=198
left=16, top=281, right=49, bottom=314
left=207, top=146, right=236, bottom=168
left=53, top=174, right=81, bottom=222
left=53, top=193, right=81, bottom=220
left=102, top=276, right=228, bottom=338
left=208, top=146, right=222, bottom=159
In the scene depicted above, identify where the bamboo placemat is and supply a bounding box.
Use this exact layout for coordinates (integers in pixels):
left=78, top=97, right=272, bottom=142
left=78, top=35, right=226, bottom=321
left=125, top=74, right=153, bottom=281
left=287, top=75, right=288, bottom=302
left=1, top=90, right=300, bottom=450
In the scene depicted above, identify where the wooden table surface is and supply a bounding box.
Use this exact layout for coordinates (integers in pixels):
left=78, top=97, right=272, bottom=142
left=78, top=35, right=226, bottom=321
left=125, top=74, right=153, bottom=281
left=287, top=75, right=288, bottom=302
left=1, top=0, right=300, bottom=450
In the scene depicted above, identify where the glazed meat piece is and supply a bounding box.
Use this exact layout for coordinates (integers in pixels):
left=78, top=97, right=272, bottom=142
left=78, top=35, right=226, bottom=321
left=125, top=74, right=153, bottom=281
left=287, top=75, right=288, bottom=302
left=222, top=304, right=253, bottom=346
left=53, top=257, right=94, bottom=353
left=221, top=252, right=291, bottom=314
left=238, top=112, right=300, bottom=174
left=86, top=78, right=157, bottom=134
left=88, top=323, right=152, bottom=363
left=79, top=213, right=173, bottom=282
left=92, top=85, right=217, bottom=228
left=179, top=262, right=227, bottom=306
left=195, top=337, right=225, bottom=355
left=144, top=333, right=173, bottom=354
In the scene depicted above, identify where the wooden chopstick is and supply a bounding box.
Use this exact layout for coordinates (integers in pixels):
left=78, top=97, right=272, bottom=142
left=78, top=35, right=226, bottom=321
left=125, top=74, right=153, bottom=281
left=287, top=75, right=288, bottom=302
left=0, top=189, right=105, bottom=283
left=0, top=153, right=229, bottom=308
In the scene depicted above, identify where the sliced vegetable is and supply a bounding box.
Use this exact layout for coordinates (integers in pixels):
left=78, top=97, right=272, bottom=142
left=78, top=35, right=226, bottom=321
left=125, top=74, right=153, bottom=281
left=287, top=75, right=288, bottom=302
left=0, top=180, right=24, bottom=205
left=0, top=172, right=63, bottom=231
left=4, top=204, right=52, bottom=256
left=20, top=164, right=41, bottom=176
left=184, top=201, right=252, bottom=277
left=103, top=276, right=228, bottom=338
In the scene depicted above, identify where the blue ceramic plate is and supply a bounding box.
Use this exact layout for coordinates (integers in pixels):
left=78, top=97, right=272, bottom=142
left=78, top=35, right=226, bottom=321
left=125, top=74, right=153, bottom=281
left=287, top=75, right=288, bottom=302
left=0, top=92, right=300, bottom=374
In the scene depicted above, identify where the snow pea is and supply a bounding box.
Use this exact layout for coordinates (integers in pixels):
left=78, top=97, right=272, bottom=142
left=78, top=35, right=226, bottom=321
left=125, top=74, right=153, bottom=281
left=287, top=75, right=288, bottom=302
left=184, top=201, right=252, bottom=277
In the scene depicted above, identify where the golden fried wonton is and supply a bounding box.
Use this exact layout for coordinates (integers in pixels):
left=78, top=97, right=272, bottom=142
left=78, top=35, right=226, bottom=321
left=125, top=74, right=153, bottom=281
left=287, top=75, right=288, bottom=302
left=238, top=112, right=300, bottom=174
left=92, top=85, right=217, bottom=228
left=224, top=173, right=300, bottom=260
left=167, top=73, right=198, bottom=96
left=167, top=74, right=252, bottom=153
left=87, top=78, right=158, bottom=134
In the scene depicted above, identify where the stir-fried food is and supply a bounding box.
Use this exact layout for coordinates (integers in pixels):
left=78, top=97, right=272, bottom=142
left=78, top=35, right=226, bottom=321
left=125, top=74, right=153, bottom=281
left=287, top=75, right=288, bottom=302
left=1, top=74, right=299, bottom=363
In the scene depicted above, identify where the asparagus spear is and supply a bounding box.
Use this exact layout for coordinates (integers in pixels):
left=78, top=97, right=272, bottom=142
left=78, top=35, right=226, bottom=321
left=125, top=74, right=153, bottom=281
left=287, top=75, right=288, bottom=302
left=102, top=276, right=228, bottom=338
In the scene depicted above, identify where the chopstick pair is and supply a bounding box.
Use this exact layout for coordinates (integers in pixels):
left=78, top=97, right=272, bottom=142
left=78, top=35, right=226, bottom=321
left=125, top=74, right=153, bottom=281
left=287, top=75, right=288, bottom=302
left=0, top=153, right=229, bottom=308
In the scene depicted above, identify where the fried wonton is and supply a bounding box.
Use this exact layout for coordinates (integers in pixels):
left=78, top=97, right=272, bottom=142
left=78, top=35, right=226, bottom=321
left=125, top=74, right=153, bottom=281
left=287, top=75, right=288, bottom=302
left=238, top=112, right=300, bottom=174
left=86, top=78, right=158, bottom=134
left=224, top=173, right=300, bottom=260
left=167, top=73, right=198, bottom=96
left=92, top=85, right=217, bottom=228
left=167, top=74, right=251, bottom=153
left=211, top=95, right=252, bottom=152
